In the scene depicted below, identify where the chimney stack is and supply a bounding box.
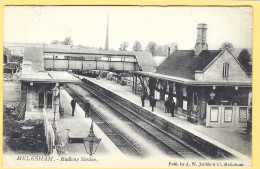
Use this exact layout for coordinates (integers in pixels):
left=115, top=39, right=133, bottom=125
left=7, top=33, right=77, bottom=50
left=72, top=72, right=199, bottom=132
left=194, top=23, right=208, bottom=56
left=105, top=15, right=109, bottom=50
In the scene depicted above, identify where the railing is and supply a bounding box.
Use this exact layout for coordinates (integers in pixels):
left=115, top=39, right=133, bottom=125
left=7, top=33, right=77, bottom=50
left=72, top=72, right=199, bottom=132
left=17, top=102, right=26, bottom=120
left=43, top=108, right=56, bottom=154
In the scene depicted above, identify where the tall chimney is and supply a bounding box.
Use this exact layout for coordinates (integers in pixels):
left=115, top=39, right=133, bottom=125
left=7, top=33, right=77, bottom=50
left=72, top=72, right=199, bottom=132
left=194, top=23, right=208, bottom=56
left=105, top=15, right=109, bottom=50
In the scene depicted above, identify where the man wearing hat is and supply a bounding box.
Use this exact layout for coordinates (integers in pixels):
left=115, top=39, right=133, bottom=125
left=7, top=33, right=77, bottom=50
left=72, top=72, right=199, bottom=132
left=85, top=100, right=90, bottom=118
left=70, top=97, right=76, bottom=116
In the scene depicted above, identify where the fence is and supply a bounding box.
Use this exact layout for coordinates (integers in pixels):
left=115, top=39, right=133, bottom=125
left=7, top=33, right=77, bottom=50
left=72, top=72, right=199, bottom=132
left=43, top=108, right=56, bottom=154
left=17, top=102, right=26, bottom=120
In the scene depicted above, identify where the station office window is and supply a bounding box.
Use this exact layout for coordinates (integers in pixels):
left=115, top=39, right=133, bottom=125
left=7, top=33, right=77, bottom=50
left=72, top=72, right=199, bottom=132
left=46, top=93, right=53, bottom=109
left=38, top=93, right=44, bottom=108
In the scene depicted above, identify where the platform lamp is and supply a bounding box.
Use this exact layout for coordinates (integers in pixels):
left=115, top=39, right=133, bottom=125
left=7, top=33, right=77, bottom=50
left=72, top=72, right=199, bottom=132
left=52, top=84, right=59, bottom=125
left=83, top=121, right=101, bottom=157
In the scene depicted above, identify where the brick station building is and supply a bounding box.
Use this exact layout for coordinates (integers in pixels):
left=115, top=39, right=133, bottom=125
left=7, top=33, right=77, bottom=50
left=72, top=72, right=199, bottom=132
left=133, top=24, right=252, bottom=128
left=18, top=47, right=81, bottom=121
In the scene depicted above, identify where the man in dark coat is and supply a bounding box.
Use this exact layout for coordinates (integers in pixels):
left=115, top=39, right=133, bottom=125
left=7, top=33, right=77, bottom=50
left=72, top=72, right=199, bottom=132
left=71, top=97, right=76, bottom=116
left=150, top=96, right=156, bottom=112
left=164, top=99, right=169, bottom=113
left=85, top=100, right=90, bottom=118
left=170, top=100, right=176, bottom=117
left=141, top=93, right=145, bottom=107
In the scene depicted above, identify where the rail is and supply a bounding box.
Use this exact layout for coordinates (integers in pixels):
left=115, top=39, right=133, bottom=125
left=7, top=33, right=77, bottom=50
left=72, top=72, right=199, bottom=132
left=80, top=83, right=207, bottom=159
left=65, top=85, right=144, bottom=157
left=81, top=78, right=236, bottom=159
left=69, top=82, right=208, bottom=159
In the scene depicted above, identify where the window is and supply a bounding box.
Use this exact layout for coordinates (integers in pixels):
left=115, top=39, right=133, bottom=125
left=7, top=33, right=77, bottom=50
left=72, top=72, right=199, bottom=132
left=46, top=93, right=53, bottom=109
left=223, top=62, right=230, bottom=78
left=192, top=92, right=198, bottom=114
left=193, top=93, right=198, bottom=105
left=38, top=93, right=44, bottom=108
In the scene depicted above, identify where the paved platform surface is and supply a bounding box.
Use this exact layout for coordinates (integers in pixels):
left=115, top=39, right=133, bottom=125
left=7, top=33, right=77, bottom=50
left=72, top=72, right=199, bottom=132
left=59, top=88, right=124, bottom=157
left=79, top=76, right=252, bottom=158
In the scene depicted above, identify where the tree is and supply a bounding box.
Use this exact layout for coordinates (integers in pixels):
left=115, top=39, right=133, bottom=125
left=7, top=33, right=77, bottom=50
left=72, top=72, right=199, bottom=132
left=132, top=41, right=142, bottom=51
left=238, top=49, right=251, bottom=64
left=62, top=37, right=73, bottom=45
left=220, top=42, right=234, bottom=51
left=168, top=42, right=178, bottom=54
left=238, top=49, right=251, bottom=72
left=155, top=45, right=163, bottom=56
left=51, top=40, right=59, bottom=44
left=146, top=41, right=157, bottom=56
left=119, top=41, right=129, bottom=51
left=162, top=45, right=169, bottom=56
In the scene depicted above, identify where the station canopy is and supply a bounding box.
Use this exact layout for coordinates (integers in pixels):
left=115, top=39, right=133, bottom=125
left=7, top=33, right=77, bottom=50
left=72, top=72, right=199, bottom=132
left=19, top=71, right=81, bottom=84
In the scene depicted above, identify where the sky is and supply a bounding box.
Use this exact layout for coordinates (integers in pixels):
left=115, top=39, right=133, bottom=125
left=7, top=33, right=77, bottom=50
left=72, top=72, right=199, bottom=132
left=4, top=6, right=252, bottom=50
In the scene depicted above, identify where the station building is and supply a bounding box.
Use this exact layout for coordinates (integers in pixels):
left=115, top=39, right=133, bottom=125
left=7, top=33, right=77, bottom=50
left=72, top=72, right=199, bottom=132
left=133, top=24, right=252, bottom=128
left=18, top=46, right=81, bottom=121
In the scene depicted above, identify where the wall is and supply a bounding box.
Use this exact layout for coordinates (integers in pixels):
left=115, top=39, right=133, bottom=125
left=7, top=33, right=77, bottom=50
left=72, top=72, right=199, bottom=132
left=195, top=50, right=251, bottom=82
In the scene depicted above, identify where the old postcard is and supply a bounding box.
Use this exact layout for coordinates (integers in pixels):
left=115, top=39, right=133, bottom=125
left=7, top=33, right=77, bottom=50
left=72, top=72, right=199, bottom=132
left=2, top=5, right=253, bottom=168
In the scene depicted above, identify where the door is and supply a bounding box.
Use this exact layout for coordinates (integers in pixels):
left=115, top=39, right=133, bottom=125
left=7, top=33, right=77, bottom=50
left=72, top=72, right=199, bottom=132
left=46, top=93, right=53, bottom=109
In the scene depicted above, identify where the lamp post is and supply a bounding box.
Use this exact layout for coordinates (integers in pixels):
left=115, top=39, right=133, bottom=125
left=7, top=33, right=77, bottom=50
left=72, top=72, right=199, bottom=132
left=83, top=121, right=101, bottom=157
left=52, top=84, right=59, bottom=124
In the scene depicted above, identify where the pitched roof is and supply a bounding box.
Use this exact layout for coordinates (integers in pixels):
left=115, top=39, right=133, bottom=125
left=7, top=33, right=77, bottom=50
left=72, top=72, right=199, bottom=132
left=156, top=50, right=222, bottom=80
left=19, top=71, right=81, bottom=83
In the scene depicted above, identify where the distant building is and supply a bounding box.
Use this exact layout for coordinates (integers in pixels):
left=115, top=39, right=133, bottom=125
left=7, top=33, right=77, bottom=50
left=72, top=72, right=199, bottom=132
left=133, top=23, right=252, bottom=128
left=4, top=47, right=11, bottom=63
left=19, top=46, right=81, bottom=121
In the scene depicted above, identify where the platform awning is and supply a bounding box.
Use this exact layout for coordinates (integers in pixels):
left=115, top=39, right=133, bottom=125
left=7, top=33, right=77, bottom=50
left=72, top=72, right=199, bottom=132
left=19, top=71, right=81, bottom=84
left=133, top=71, right=252, bottom=87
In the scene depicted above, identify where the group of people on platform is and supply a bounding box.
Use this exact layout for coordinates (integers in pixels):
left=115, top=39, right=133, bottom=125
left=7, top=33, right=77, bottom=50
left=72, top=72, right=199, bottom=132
left=71, top=97, right=90, bottom=118
left=141, top=93, right=175, bottom=117
left=70, top=93, right=175, bottom=119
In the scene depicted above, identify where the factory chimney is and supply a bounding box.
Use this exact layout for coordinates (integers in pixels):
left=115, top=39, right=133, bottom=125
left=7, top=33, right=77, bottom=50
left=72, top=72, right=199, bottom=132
left=194, top=23, right=208, bottom=56
left=105, top=15, right=109, bottom=50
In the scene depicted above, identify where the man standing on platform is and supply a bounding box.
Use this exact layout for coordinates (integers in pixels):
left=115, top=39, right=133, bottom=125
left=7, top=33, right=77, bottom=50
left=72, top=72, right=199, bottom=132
left=85, top=100, right=90, bottom=118
left=71, top=97, right=76, bottom=116
left=164, top=99, right=169, bottom=113
left=150, top=96, right=156, bottom=112
left=141, top=93, right=145, bottom=107
left=170, top=100, right=176, bottom=117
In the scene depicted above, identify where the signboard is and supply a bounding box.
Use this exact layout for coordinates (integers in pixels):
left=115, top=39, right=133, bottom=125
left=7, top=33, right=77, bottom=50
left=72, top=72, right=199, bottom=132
left=183, top=100, right=187, bottom=111
left=165, top=94, right=168, bottom=101
left=220, top=100, right=229, bottom=105
left=210, top=107, right=219, bottom=122
left=172, top=83, right=176, bottom=94
left=173, top=97, right=177, bottom=103
left=224, top=107, right=233, bottom=122
left=239, top=107, right=247, bottom=123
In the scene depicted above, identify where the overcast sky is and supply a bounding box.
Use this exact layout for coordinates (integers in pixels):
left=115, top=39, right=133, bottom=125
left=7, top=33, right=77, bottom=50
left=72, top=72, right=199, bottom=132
left=4, top=6, right=252, bottom=50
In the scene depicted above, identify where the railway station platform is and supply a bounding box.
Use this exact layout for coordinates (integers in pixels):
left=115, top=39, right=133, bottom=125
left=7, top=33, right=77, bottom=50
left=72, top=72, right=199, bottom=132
left=78, top=75, right=252, bottom=159
left=58, top=87, right=124, bottom=158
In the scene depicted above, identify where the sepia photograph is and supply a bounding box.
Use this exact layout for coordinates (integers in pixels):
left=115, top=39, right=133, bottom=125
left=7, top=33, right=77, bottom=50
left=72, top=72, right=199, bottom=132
left=3, top=6, right=252, bottom=168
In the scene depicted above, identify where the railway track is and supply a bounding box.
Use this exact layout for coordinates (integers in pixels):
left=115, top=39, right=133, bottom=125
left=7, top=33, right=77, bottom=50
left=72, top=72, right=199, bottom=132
left=66, top=82, right=208, bottom=159
left=64, top=85, right=144, bottom=157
